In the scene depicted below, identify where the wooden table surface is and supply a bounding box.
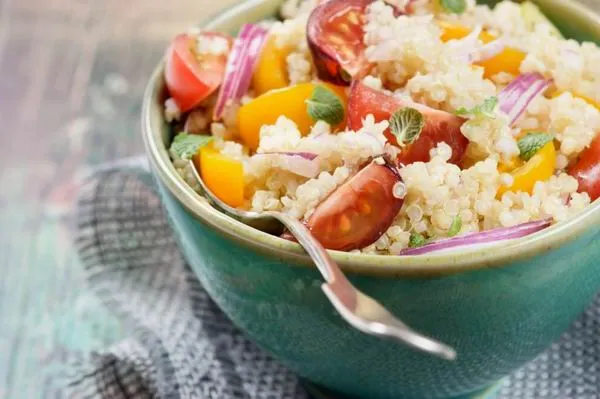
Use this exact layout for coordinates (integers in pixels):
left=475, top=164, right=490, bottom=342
left=0, top=0, right=236, bottom=397
left=1, top=0, right=599, bottom=398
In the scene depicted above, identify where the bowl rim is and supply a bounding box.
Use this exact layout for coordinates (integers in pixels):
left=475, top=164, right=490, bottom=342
left=142, top=0, right=600, bottom=278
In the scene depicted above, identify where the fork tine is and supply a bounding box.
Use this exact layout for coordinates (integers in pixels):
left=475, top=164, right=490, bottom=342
left=322, top=284, right=457, bottom=360
left=189, top=160, right=457, bottom=360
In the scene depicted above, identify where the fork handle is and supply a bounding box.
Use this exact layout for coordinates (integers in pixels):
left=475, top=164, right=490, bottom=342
left=271, top=212, right=456, bottom=360
left=270, top=212, right=351, bottom=286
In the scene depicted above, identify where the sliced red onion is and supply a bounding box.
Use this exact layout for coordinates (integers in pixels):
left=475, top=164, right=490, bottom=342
left=399, top=218, right=552, bottom=256
left=447, top=26, right=507, bottom=64
left=254, top=151, right=320, bottom=178
left=498, top=73, right=552, bottom=125
left=261, top=151, right=319, bottom=160
left=448, top=25, right=483, bottom=62
left=469, top=37, right=508, bottom=63
left=213, top=24, right=268, bottom=120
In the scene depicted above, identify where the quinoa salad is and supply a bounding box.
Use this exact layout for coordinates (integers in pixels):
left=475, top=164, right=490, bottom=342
left=164, top=0, right=600, bottom=255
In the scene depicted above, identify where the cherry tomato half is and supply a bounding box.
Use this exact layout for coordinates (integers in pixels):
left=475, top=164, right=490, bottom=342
left=307, top=0, right=373, bottom=85
left=347, top=81, right=468, bottom=165
left=164, top=33, right=229, bottom=113
left=568, top=134, right=600, bottom=201
left=306, top=161, right=404, bottom=251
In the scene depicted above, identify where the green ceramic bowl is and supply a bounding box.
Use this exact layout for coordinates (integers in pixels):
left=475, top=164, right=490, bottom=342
left=142, top=1, right=600, bottom=397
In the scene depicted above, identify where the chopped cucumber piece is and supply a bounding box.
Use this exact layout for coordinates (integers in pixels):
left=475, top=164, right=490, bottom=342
left=521, top=1, right=563, bottom=38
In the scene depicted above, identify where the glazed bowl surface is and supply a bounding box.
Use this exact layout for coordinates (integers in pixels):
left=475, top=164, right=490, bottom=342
left=142, top=1, right=600, bottom=397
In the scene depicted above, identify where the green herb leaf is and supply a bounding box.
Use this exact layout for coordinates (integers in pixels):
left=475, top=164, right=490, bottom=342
left=447, top=215, right=462, bottom=237
left=440, top=0, right=467, bottom=14
left=306, top=85, right=345, bottom=125
left=409, top=233, right=428, bottom=248
left=455, top=97, right=498, bottom=118
left=389, top=108, right=425, bottom=146
left=170, top=132, right=213, bottom=160
left=517, top=132, right=554, bottom=161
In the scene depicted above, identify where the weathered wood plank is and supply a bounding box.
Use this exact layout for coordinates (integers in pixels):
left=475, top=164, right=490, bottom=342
left=0, top=0, right=599, bottom=397
left=0, top=0, right=236, bottom=397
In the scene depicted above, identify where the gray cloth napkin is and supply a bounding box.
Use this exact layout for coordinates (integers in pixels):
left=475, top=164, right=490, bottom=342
left=64, top=168, right=600, bottom=399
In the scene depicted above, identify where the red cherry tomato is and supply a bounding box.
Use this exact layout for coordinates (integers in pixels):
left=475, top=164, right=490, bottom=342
left=307, top=161, right=404, bottom=251
left=307, top=0, right=373, bottom=85
left=568, top=134, right=600, bottom=201
left=164, top=33, right=229, bottom=112
left=347, top=81, right=468, bottom=165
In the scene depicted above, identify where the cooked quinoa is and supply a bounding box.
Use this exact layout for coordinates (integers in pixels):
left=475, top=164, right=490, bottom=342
left=164, top=0, right=599, bottom=255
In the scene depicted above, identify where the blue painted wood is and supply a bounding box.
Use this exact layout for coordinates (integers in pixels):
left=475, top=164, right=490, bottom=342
left=0, top=0, right=598, bottom=397
left=0, top=0, right=236, bottom=397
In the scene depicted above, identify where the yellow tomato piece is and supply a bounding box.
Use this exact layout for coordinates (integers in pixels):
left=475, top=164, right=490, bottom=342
left=438, top=22, right=526, bottom=79
left=238, top=82, right=347, bottom=151
left=194, top=145, right=244, bottom=207
left=252, top=36, right=290, bottom=96
left=552, top=90, right=600, bottom=111
left=497, top=142, right=556, bottom=197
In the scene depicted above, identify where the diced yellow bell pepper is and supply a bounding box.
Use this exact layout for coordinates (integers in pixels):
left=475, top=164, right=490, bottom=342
left=438, top=21, right=472, bottom=42
left=194, top=144, right=244, bottom=207
left=438, top=22, right=526, bottom=79
left=438, top=21, right=496, bottom=43
left=238, top=82, right=347, bottom=152
left=497, top=142, right=556, bottom=197
left=476, top=48, right=526, bottom=79
left=552, top=90, right=600, bottom=111
left=252, top=36, right=290, bottom=96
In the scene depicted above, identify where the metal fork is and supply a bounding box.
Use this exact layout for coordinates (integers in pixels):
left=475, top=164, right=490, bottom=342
left=189, top=160, right=456, bottom=360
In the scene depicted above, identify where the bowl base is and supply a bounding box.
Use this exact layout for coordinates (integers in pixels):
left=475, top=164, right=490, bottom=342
left=301, top=378, right=506, bottom=399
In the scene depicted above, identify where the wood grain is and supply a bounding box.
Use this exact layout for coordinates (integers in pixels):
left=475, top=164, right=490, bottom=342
left=1, top=0, right=600, bottom=397
left=0, top=0, right=236, bottom=397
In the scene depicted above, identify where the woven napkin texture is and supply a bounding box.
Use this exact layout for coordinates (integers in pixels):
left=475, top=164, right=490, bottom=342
left=63, top=169, right=600, bottom=398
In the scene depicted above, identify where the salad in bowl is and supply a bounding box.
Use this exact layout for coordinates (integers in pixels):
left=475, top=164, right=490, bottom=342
left=164, top=0, right=599, bottom=255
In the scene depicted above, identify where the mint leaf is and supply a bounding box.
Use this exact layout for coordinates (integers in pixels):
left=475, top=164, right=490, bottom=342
left=478, top=96, right=498, bottom=116
left=455, top=96, right=498, bottom=118
left=447, top=215, right=462, bottom=237
left=306, top=85, right=344, bottom=125
left=170, top=132, right=213, bottom=160
left=389, top=108, right=425, bottom=146
left=440, top=0, right=467, bottom=14
left=517, top=132, right=554, bottom=161
left=409, top=233, right=428, bottom=248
